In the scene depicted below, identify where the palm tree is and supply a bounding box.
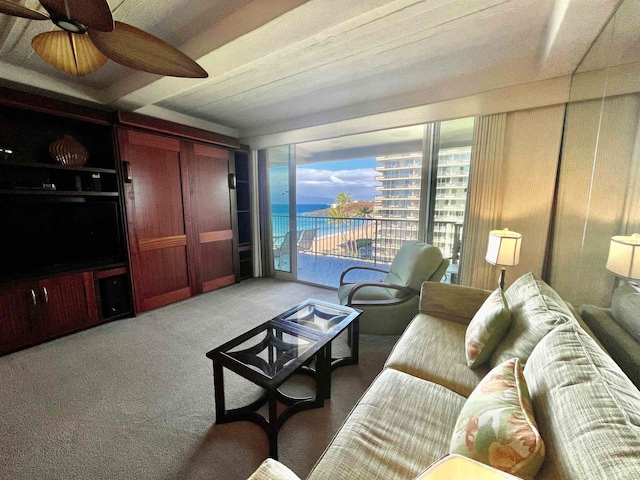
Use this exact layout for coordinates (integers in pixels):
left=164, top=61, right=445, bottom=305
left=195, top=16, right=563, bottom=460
left=356, top=205, right=374, bottom=218
left=334, top=192, right=354, bottom=216
left=328, top=192, right=356, bottom=256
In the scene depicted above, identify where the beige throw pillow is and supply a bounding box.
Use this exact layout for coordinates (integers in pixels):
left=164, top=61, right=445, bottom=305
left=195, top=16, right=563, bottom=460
left=450, top=358, right=545, bottom=480
left=465, top=288, right=511, bottom=368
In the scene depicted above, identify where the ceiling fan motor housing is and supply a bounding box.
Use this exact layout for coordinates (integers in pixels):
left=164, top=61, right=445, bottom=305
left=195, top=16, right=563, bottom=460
left=45, top=7, right=86, bottom=34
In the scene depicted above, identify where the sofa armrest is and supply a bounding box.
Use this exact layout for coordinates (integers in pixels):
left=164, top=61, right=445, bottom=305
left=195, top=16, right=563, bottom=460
left=419, top=281, right=491, bottom=325
left=248, top=459, right=301, bottom=480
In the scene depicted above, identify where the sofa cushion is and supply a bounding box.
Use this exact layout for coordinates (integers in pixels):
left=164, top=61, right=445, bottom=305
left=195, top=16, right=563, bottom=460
left=524, top=322, right=640, bottom=480
left=490, top=273, right=574, bottom=367
left=385, top=313, right=489, bottom=397
left=465, top=288, right=511, bottom=368
left=450, top=358, right=544, bottom=480
left=307, top=368, right=466, bottom=480
left=611, top=283, right=640, bottom=343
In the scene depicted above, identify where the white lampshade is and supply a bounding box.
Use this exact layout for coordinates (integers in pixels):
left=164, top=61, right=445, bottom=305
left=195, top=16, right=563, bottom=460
left=606, top=233, right=640, bottom=280
left=485, top=228, right=522, bottom=267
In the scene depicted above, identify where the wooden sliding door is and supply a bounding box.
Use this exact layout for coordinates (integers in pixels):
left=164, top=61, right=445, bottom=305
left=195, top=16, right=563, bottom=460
left=187, top=144, right=236, bottom=292
left=119, top=129, right=193, bottom=312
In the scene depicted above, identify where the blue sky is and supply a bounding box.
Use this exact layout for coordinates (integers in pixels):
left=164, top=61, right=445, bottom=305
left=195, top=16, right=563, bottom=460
left=271, top=158, right=381, bottom=205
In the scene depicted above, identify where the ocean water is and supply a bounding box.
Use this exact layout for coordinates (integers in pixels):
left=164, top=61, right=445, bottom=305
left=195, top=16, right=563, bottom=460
left=271, top=203, right=368, bottom=239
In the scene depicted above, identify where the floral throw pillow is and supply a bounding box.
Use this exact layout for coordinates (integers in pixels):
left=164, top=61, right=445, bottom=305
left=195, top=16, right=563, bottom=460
left=465, top=288, right=511, bottom=368
left=450, top=358, right=545, bottom=480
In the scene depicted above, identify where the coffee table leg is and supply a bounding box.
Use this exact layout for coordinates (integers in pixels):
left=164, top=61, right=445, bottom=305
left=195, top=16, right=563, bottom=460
left=351, top=317, right=360, bottom=365
left=268, top=390, right=279, bottom=459
left=213, top=360, right=226, bottom=423
left=322, top=343, right=332, bottom=399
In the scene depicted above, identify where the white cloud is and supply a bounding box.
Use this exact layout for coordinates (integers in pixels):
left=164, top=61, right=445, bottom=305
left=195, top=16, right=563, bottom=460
left=296, top=167, right=381, bottom=201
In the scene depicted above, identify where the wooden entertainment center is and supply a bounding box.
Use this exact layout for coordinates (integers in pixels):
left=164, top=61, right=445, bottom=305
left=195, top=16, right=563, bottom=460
left=0, top=88, right=248, bottom=356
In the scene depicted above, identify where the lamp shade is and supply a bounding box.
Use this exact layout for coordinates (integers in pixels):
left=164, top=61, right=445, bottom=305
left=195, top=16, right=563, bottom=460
left=606, top=233, right=640, bottom=280
left=485, top=228, right=522, bottom=267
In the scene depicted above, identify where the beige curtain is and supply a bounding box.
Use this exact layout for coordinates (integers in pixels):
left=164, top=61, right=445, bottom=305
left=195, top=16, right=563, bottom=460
left=621, top=105, right=640, bottom=234
left=500, top=105, right=565, bottom=283
left=549, top=93, right=640, bottom=307
left=460, top=113, right=506, bottom=289
left=460, top=106, right=565, bottom=290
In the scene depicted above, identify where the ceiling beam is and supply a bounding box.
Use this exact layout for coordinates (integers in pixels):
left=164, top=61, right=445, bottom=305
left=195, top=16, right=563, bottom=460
left=103, top=0, right=310, bottom=109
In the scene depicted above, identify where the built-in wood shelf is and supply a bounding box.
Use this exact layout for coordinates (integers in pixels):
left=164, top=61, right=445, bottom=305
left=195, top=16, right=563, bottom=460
left=0, top=189, right=119, bottom=196
left=0, top=161, right=116, bottom=174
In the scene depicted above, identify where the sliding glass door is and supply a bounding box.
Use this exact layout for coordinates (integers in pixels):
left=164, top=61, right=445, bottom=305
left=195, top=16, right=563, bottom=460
left=263, top=117, right=475, bottom=287
left=268, top=145, right=296, bottom=276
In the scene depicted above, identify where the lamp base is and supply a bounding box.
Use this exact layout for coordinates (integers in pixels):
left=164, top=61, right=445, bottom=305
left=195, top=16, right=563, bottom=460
left=499, top=267, right=506, bottom=290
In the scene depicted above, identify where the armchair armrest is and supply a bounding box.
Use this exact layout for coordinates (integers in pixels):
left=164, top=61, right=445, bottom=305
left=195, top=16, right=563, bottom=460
left=339, top=265, right=389, bottom=285
left=347, top=282, right=416, bottom=306
left=419, top=281, right=491, bottom=325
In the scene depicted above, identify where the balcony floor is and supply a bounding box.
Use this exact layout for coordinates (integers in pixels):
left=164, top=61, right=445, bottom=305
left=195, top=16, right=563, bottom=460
left=277, top=252, right=457, bottom=289
left=279, top=253, right=390, bottom=288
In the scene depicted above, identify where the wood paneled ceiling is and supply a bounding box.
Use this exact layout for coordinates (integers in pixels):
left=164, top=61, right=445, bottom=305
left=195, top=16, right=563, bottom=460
left=0, top=0, right=622, bottom=138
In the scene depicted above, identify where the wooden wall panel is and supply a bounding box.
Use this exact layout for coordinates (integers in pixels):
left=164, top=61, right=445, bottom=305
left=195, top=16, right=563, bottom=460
left=189, top=144, right=236, bottom=292
left=119, top=128, right=193, bottom=312
left=139, top=248, right=190, bottom=301
left=200, top=240, right=235, bottom=292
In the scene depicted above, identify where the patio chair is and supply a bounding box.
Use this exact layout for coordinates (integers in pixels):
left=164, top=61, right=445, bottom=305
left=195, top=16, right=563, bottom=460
left=273, top=231, right=301, bottom=269
left=296, top=228, right=318, bottom=268
left=338, top=241, right=449, bottom=334
left=297, top=228, right=317, bottom=253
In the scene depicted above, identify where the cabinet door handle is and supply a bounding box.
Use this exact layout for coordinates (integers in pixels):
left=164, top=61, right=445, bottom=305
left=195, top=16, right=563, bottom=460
left=123, top=161, right=132, bottom=183
left=30, top=289, right=37, bottom=306
left=42, top=287, right=49, bottom=304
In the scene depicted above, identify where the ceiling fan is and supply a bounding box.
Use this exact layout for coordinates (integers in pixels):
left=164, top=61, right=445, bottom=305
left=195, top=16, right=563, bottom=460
left=0, top=0, right=208, bottom=78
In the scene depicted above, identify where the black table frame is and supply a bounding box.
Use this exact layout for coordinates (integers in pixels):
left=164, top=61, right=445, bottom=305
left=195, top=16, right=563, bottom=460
left=275, top=298, right=361, bottom=399
left=206, top=301, right=361, bottom=459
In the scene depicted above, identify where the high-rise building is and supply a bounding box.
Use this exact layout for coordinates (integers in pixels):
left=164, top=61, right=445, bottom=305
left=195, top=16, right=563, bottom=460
left=374, top=147, right=471, bottom=262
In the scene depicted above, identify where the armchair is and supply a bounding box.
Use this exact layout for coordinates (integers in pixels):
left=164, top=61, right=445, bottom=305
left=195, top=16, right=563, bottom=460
left=338, top=241, right=449, bottom=334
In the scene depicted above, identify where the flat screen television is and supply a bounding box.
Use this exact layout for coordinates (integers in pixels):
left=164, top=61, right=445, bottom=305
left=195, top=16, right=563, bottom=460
left=0, top=200, right=124, bottom=278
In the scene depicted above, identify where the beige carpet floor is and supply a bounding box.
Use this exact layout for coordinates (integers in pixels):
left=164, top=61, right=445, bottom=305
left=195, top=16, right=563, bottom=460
left=0, top=278, right=399, bottom=480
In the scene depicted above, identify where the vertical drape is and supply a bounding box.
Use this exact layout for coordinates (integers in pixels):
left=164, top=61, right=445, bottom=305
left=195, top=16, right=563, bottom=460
left=500, top=105, right=565, bottom=282
left=249, top=150, right=262, bottom=277
left=460, top=113, right=506, bottom=289
left=550, top=94, right=640, bottom=307
left=251, top=149, right=275, bottom=277
left=621, top=106, right=640, bottom=234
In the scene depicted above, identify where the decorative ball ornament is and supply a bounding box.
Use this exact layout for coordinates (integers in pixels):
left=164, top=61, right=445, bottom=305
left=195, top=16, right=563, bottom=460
left=49, top=135, right=89, bottom=167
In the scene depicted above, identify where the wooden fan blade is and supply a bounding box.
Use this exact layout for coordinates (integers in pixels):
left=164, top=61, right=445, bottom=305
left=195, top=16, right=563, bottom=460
left=88, top=22, right=208, bottom=78
left=32, top=31, right=108, bottom=76
left=39, top=0, right=113, bottom=32
left=0, top=0, right=48, bottom=20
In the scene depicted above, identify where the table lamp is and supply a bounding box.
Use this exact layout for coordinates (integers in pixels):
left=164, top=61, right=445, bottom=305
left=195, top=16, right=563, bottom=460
left=414, top=454, right=521, bottom=479
left=485, top=228, right=522, bottom=290
left=606, top=233, right=640, bottom=289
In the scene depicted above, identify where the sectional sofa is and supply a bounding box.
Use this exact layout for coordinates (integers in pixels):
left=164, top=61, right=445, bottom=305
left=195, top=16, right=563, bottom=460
left=249, top=273, right=640, bottom=479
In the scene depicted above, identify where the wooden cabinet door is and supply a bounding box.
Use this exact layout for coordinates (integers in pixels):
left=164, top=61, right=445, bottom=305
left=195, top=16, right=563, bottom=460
left=188, top=144, right=236, bottom=292
left=0, top=282, right=43, bottom=353
left=39, top=272, right=98, bottom=337
left=119, top=129, right=193, bottom=312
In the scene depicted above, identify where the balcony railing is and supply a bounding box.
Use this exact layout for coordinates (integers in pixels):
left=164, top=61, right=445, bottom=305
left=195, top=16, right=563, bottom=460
left=272, top=215, right=463, bottom=266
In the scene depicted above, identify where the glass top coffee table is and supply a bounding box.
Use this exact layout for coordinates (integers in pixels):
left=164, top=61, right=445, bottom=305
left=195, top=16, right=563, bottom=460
left=275, top=298, right=361, bottom=398
left=206, top=299, right=361, bottom=459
